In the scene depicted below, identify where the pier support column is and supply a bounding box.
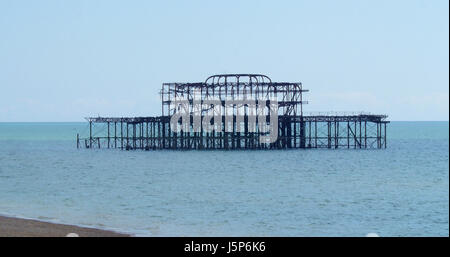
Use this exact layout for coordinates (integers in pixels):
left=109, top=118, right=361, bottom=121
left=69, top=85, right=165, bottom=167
left=347, top=121, right=350, bottom=148
left=107, top=122, right=110, bottom=148
left=314, top=120, right=317, bottom=148
left=364, top=121, right=367, bottom=149
left=89, top=121, right=92, bottom=149
left=300, top=118, right=306, bottom=148
left=114, top=122, right=117, bottom=148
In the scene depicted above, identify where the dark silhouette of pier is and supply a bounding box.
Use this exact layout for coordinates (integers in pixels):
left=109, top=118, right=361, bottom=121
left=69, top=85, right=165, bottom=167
left=77, top=74, right=389, bottom=150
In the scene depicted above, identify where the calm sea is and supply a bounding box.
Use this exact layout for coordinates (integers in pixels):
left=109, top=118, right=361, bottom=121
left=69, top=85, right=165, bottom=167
left=0, top=121, right=448, bottom=236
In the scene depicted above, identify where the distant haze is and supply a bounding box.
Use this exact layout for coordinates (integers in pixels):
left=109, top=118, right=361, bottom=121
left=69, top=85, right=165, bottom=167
left=0, top=0, right=448, bottom=121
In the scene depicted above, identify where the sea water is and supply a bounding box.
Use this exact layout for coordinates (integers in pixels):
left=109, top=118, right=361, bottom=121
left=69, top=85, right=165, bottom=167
left=0, top=121, right=448, bottom=236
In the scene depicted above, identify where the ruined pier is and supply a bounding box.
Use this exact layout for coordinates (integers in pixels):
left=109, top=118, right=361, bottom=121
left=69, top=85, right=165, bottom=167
left=78, top=74, right=389, bottom=150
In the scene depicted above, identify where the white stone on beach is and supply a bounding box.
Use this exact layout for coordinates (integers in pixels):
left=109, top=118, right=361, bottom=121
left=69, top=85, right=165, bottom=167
left=66, top=233, right=79, bottom=237
left=366, top=232, right=380, bottom=237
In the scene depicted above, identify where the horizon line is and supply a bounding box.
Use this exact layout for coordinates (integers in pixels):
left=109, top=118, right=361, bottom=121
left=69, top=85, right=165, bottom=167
left=0, top=120, right=449, bottom=123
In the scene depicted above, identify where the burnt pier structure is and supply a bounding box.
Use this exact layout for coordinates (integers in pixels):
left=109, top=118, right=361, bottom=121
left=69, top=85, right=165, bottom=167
left=78, top=74, right=389, bottom=150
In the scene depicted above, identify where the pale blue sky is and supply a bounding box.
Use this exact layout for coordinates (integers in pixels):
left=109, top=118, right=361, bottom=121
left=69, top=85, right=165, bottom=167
left=0, top=0, right=448, bottom=121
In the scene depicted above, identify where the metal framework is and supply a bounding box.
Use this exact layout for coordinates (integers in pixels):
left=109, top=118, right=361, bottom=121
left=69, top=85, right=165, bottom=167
left=77, top=74, right=389, bottom=150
